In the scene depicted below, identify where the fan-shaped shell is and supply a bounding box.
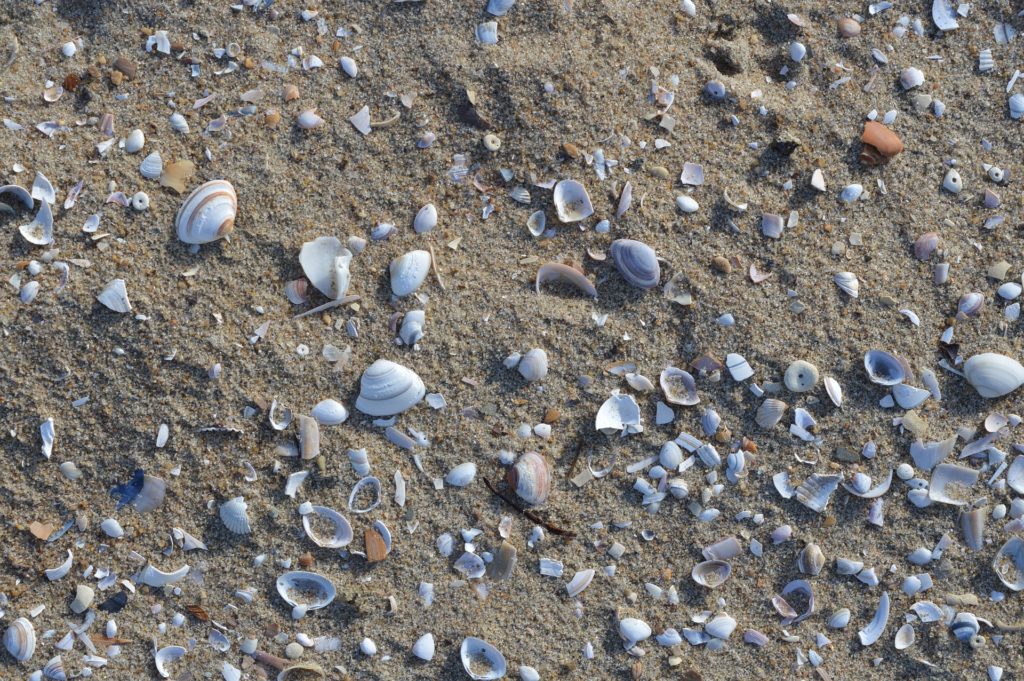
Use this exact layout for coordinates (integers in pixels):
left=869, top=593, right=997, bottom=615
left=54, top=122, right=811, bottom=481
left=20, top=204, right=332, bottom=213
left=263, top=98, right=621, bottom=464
left=610, top=239, right=660, bottom=288
left=964, top=353, right=1024, bottom=398
left=755, top=398, right=788, bottom=428
left=4, top=617, right=35, bottom=663
left=355, top=359, right=425, bottom=416
left=508, top=452, right=550, bottom=505
left=139, top=151, right=163, bottom=179
left=390, top=250, right=431, bottom=297
left=460, top=637, right=507, bottom=680
left=552, top=179, right=594, bottom=223
left=299, top=236, right=352, bottom=300
left=518, top=348, right=548, bottom=381
left=175, top=180, right=236, bottom=244
left=219, top=496, right=252, bottom=534
left=302, top=505, right=353, bottom=548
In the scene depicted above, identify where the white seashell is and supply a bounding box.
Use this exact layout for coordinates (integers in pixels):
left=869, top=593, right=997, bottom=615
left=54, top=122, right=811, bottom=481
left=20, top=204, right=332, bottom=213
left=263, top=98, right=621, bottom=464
left=789, top=41, right=806, bottom=62
left=4, top=617, right=35, bottom=663
left=928, top=463, right=979, bottom=505
left=45, top=550, right=73, bottom=581
left=961, top=506, right=987, bottom=551
left=31, top=172, right=56, bottom=204
left=100, top=517, right=124, bottom=538
left=979, top=49, right=994, bottom=72
left=19, top=200, right=54, bottom=245
left=595, top=392, right=643, bottom=436
left=340, top=56, right=357, bottom=77
left=833, top=271, right=859, bottom=298
left=476, top=21, right=498, bottom=44
left=823, top=376, right=843, bottom=406
left=399, top=310, right=426, bottom=346
left=461, top=637, right=507, bottom=680
left=154, top=645, right=186, bottom=678
left=827, top=608, right=851, bottom=629
left=299, top=236, right=352, bottom=300
left=894, top=623, right=916, bottom=650
left=508, top=451, right=550, bottom=505
left=899, top=67, right=924, bottom=90
left=414, top=203, right=437, bottom=233
left=943, top=168, right=963, bottom=194
left=1, top=183, right=34, bottom=210
left=864, top=350, right=907, bottom=385
left=518, top=348, right=548, bottom=381
left=445, top=462, right=477, bottom=487
left=783, top=360, right=818, bottom=392
left=139, top=151, right=163, bottom=179
left=932, top=0, right=958, bottom=31
left=892, top=383, right=930, bottom=409
left=525, top=210, right=546, bottom=237
left=40, top=417, right=55, bottom=459
left=691, top=560, right=731, bottom=588
left=355, top=359, right=426, bottom=416
left=268, top=400, right=292, bottom=431
left=705, top=614, right=737, bottom=639
left=169, top=112, right=190, bottom=134
left=1007, top=457, right=1024, bottom=494
left=510, top=186, right=531, bottom=204
left=175, top=180, right=236, bottom=244
left=839, top=184, right=863, bottom=202
left=811, top=168, right=827, bottom=192
left=842, top=469, right=893, bottom=499
left=795, top=473, right=841, bottom=512
left=348, top=476, right=382, bottom=513
left=659, top=367, right=699, bottom=405
left=312, top=399, right=349, bottom=425
left=347, top=448, right=371, bottom=476
left=139, top=564, right=190, bottom=587
left=455, top=552, right=486, bottom=577
left=610, top=239, right=660, bottom=288
left=566, top=568, right=595, bottom=597
left=70, top=584, right=94, bottom=614
left=124, top=129, right=145, bottom=153
left=96, top=279, right=132, bottom=313
left=858, top=591, right=890, bottom=646
left=552, top=179, right=594, bottom=223
left=276, top=571, right=336, bottom=616
left=43, top=654, right=66, bottom=680
left=993, top=537, right=1024, bottom=591
left=675, top=194, right=699, bottom=213
left=619, top=618, right=652, bottom=647
left=964, top=353, right=1024, bottom=398
left=390, top=250, right=432, bottom=297
left=1010, top=93, right=1024, bottom=120
left=755, top=399, right=787, bottom=428
left=412, top=633, right=435, bottom=661
left=297, top=109, right=325, bottom=129
left=219, top=496, right=252, bottom=534
left=302, top=505, right=353, bottom=548
left=486, top=0, right=515, bottom=16
left=704, top=80, right=726, bottom=100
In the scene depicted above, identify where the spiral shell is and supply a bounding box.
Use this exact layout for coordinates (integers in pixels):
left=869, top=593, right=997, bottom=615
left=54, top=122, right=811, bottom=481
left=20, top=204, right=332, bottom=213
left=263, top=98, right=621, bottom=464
left=355, top=359, right=426, bottom=416
left=219, top=496, right=252, bottom=534
left=4, top=617, right=35, bottom=663
left=508, top=451, right=550, bottom=505
left=175, top=180, right=236, bottom=244
left=610, top=239, right=660, bottom=289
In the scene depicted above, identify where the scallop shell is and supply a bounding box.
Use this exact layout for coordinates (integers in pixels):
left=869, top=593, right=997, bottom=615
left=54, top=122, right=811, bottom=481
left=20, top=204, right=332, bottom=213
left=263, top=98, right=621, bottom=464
left=691, top=560, right=731, bottom=588
left=460, top=637, right=507, bottom=681
left=302, top=505, right=353, bottom=548
left=784, top=360, right=819, bottom=392
left=508, top=451, right=550, bottom=505
left=355, top=359, right=426, bottom=416
left=219, top=496, right=252, bottom=534
left=964, top=353, right=1024, bottom=398
left=276, top=571, right=337, bottom=613
left=552, top=179, right=594, bottom=223
left=139, top=151, right=163, bottom=179
left=659, top=367, right=699, bottom=406
left=864, top=350, right=908, bottom=386
left=299, top=236, right=352, bottom=300
left=993, top=537, right=1024, bottom=591
left=518, top=348, right=548, bottom=381
left=610, top=239, right=660, bottom=289
left=755, top=398, right=788, bottom=428
left=154, top=645, right=186, bottom=678
left=175, top=180, right=236, bottom=244
left=413, top=203, right=437, bottom=233
left=390, top=250, right=431, bottom=297
left=4, top=617, right=35, bottom=663
left=857, top=591, right=890, bottom=646
left=96, top=279, right=132, bottom=313
left=311, top=398, right=349, bottom=425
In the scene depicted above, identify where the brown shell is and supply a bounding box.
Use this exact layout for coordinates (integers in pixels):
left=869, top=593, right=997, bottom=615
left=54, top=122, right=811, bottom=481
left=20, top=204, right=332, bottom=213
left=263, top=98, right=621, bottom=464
left=507, top=451, right=551, bottom=506
left=861, top=121, right=904, bottom=164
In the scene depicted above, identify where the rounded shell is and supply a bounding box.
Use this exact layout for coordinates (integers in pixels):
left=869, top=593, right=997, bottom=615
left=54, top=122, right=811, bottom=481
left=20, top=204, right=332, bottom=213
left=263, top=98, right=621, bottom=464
left=219, top=496, right=252, bottom=534
left=412, top=633, right=435, bottom=661
left=301, top=505, right=353, bottom=548
left=139, top=151, right=163, bottom=179
left=784, top=360, right=819, bottom=393
left=864, top=350, right=908, bottom=386
left=390, top=250, right=431, bottom=297
left=518, top=348, right=548, bottom=382
left=508, top=452, right=550, bottom=505
left=691, top=560, right=732, bottom=588
left=460, top=637, right=507, bottom=680
left=311, top=398, right=349, bottom=426
left=552, top=179, right=594, bottom=223
left=4, top=617, right=35, bottom=663
left=355, top=359, right=426, bottom=416
left=659, top=367, right=699, bottom=406
left=175, top=180, right=237, bottom=244
left=413, top=203, right=437, bottom=233
left=445, top=462, right=477, bottom=487
left=276, top=571, right=336, bottom=611
left=610, top=239, right=660, bottom=289
left=964, top=353, right=1024, bottom=398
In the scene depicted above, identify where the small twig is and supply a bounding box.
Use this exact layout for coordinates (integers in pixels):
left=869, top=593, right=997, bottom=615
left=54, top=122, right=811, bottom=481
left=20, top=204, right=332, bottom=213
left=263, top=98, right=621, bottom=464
left=994, top=619, right=1024, bottom=632
left=483, top=477, right=575, bottom=538
left=428, top=244, right=446, bottom=291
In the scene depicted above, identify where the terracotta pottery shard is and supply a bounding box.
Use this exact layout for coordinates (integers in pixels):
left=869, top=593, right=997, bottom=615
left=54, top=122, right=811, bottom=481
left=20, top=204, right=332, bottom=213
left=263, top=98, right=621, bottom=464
left=861, top=121, right=903, bottom=165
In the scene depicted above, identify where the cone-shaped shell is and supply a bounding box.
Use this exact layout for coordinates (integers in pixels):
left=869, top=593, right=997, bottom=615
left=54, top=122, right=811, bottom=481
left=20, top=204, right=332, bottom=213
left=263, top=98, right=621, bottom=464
left=964, top=353, right=1024, bottom=398
left=175, top=180, right=236, bottom=244
left=390, top=250, right=431, bottom=297
left=508, top=452, right=550, bottom=505
left=299, top=236, right=352, bottom=300
left=4, top=617, right=35, bottom=663
left=610, top=239, right=660, bottom=288
left=552, top=179, right=594, bottom=223
left=355, top=359, right=426, bottom=416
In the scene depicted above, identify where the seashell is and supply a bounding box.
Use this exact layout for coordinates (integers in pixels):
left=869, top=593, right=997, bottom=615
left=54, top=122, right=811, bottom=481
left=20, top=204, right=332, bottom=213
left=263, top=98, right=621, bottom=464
left=535, top=262, right=597, bottom=297
left=518, top=348, right=548, bottom=381
left=486, top=540, right=517, bottom=581
left=1006, top=456, right=1024, bottom=494
left=390, top=250, right=431, bottom=297
left=892, top=383, right=930, bottom=409
left=783, top=360, right=819, bottom=392
left=460, top=637, right=507, bottom=680
left=299, top=236, right=352, bottom=300
left=858, top=591, right=890, bottom=646
left=659, top=367, right=699, bottom=406
left=566, top=568, right=595, bottom=597
left=943, top=168, right=963, bottom=194
left=964, top=353, right=1024, bottom=398
left=20, top=280, right=39, bottom=304
left=486, top=0, right=515, bottom=15
left=476, top=21, right=499, bottom=45
left=526, top=210, right=546, bottom=237
left=509, top=186, right=531, bottom=204
left=789, top=41, right=806, bottom=62
left=827, top=608, right=851, bottom=629
left=175, top=180, right=236, bottom=244
left=691, top=560, right=731, bottom=588
left=297, top=414, right=320, bottom=460
left=454, top=552, right=486, bottom=578
left=839, top=184, right=863, bottom=202
left=993, top=537, right=1024, bottom=591
left=701, top=407, right=721, bottom=436
left=339, top=56, right=357, bottom=77
left=348, top=476, right=382, bottom=513
left=139, top=563, right=190, bottom=587
left=864, top=350, right=907, bottom=385
left=1010, top=93, right=1024, bottom=120
left=276, top=571, right=336, bottom=617
left=704, top=80, right=726, bottom=100
left=659, top=441, right=683, bottom=470
left=154, top=645, right=186, bottom=678
left=124, top=128, right=145, bottom=153
left=961, top=506, right=987, bottom=552
left=595, top=392, right=643, bottom=436
left=675, top=194, right=699, bottom=213
left=760, top=213, right=784, bottom=238
left=220, top=496, right=252, bottom=534
left=311, top=399, right=348, bottom=426
left=355, top=359, right=426, bottom=416
left=894, top=623, right=916, bottom=651
left=899, top=67, right=924, bottom=90
left=755, top=398, right=787, bottom=428
left=297, top=109, right=325, bottom=129
left=928, top=463, right=979, bottom=506
left=508, top=452, right=550, bottom=505
left=822, top=376, right=842, bottom=407
left=552, top=179, right=594, bottom=223
left=833, top=271, right=859, bottom=298
left=619, top=618, right=652, bottom=647
left=950, top=612, right=980, bottom=642
left=135, top=475, right=166, bottom=513
left=70, top=584, right=94, bottom=614
left=0, top=184, right=34, bottom=210
left=413, top=203, right=437, bottom=233
left=860, top=120, right=904, bottom=165
left=43, top=654, right=67, bottom=680
left=705, top=614, right=737, bottom=640
left=169, top=112, right=190, bottom=134
left=932, top=0, right=958, bottom=31
left=796, top=473, right=841, bottom=512
left=913, top=232, right=940, bottom=260
left=100, top=517, right=124, bottom=538
left=139, top=151, right=162, bottom=179
left=19, top=200, right=54, bottom=245
left=4, top=617, right=35, bottom=663
left=399, top=310, right=426, bottom=346
left=797, top=544, right=825, bottom=576
left=842, top=469, right=893, bottom=498
left=45, top=550, right=73, bottom=581
left=347, top=448, right=370, bottom=476
left=302, top=505, right=353, bottom=548
left=268, top=400, right=293, bottom=431
left=96, top=279, right=132, bottom=313
left=610, top=239, right=660, bottom=289
left=412, top=633, right=435, bottom=661
left=445, top=462, right=477, bottom=487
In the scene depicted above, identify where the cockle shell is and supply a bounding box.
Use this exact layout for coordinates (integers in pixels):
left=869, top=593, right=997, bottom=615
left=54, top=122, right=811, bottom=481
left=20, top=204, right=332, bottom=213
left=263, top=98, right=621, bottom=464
left=220, top=496, right=252, bottom=534
left=299, top=236, right=352, bottom=300
left=1010, top=93, right=1024, bottom=120
left=795, top=474, right=841, bottom=512
left=355, top=359, right=426, bottom=416
left=413, top=203, right=437, bottom=233
left=610, top=239, right=660, bottom=288
left=552, top=179, right=594, bottom=223
left=175, top=180, right=236, bottom=244
left=460, top=637, right=507, bottom=680
left=518, top=348, right=548, bottom=381
left=4, top=617, right=35, bottom=663
left=390, top=250, right=431, bottom=297
left=963, top=353, right=1024, bottom=398
left=508, top=451, right=550, bottom=505
left=169, top=112, right=190, bottom=133
left=301, top=505, right=353, bottom=548
left=96, top=279, right=132, bottom=313
left=277, top=571, right=336, bottom=617
left=755, top=399, right=787, bottom=428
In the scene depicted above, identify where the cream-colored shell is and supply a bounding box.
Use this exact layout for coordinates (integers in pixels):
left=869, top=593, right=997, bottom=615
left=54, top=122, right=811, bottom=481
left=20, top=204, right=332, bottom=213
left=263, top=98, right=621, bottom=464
left=175, top=180, right=237, bottom=244
left=390, top=250, right=431, bottom=297
left=355, top=359, right=426, bottom=416
left=299, top=236, right=352, bottom=300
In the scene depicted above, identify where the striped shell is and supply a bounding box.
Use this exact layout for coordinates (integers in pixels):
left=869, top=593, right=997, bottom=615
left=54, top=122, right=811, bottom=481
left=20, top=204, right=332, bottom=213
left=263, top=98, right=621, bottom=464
left=4, top=617, right=35, bottom=663
left=219, top=496, right=252, bottom=534
left=508, top=452, right=550, bottom=505
left=610, top=239, right=660, bottom=289
left=175, top=180, right=237, bottom=244
left=355, top=359, right=426, bottom=416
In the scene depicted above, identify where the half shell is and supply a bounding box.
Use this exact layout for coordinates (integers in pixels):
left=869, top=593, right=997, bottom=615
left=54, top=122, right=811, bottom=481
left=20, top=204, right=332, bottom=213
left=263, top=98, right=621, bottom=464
left=220, top=496, right=252, bottom=534
left=508, top=452, right=550, bottom=505
left=691, top=560, right=731, bottom=588
left=302, top=505, right=353, bottom=548
left=299, top=237, right=352, bottom=300
left=595, top=392, right=643, bottom=436
left=864, top=350, right=907, bottom=386
left=963, top=353, right=1024, bottom=398
left=355, top=359, right=426, bottom=416
left=460, top=637, right=507, bottom=680
left=276, top=571, right=336, bottom=613
left=552, top=179, right=594, bottom=223
left=518, top=348, right=548, bottom=381
left=390, top=250, right=431, bottom=297
left=155, top=645, right=186, bottom=678
left=659, top=367, right=699, bottom=406
left=175, top=180, right=236, bottom=244
left=413, top=203, right=437, bottom=233
left=610, top=239, right=660, bottom=288
left=4, top=617, right=35, bottom=663
left=993, top=537, right=1024, bottom=591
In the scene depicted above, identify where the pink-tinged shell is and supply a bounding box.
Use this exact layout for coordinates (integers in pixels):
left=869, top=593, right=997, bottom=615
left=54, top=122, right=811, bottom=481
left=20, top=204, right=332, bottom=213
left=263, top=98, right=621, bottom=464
left=508, top=452, right=550, bottom=505
left=175, top=180, right=236, bottom=244
left=535, top=262, right=597, bottom=298
left=913, top=232, right=940, bottom=260
left=284, top=279, right=309, bottom=305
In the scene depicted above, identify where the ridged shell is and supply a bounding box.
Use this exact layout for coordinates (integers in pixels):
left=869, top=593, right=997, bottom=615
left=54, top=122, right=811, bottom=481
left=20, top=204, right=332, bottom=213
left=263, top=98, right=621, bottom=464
left=390, top=250, right=431, bottom=297
left=302, top=505, right=353, bottom=548
left=518, top=348, right=548, bottom=381
left=139, top=151, right=163, bottom=179
left=43, top=654, right=66, bottom=681
left=175, top=180, right=236, bottom=244
left=508, top=451, right=550, bottom=505
left=4, top=617, right=35, bottom=663
left=833, top=271, right=859, bottom=298
left=460, top=637, right=507, bottom=681
left=413, top=203, right=437, bottom=233
left=691, top=560, right=731, bottom=588
left=552, top=179, right=594, bottom=223
left=755, top=398, right=787, bottom=428
left=610, top=239, right=660, bottom=288
left=355, top=359, right=426, bottom=416
left=299, top=236, right=352, bottom=300
left=219, top=496, right=252, bottom=534
left=169, top=112, right=190, bottom=134
left=964, top=353, right=1024, bottom=398
left=828, top=608, right=851, bottom=629
left=795, top=473, right=841, bottom=512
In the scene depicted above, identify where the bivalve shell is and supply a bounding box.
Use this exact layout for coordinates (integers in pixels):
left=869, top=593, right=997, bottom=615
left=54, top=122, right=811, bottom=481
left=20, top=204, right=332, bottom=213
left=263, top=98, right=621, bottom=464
left=175, top=180, right=236, bottom=244
left=124, top=128, right=145, bottom=153
left=276, top=571, right=336, bottom=615
left=610, top=239, right=660, bottom=288
left=299, top=236, right=352, bottom=300
left=355, top=359, right=426, bottom=416
left=311, top=399, right=348, bottom=426
left=445, top=462, right=477, bottom=487
left=43, top=654, right=67, bottom=681
left=97, top=279, right=132, bottom=313
left=390, top=250, right=431, bottom=297
left=508, top=452, right=550, bottom=505
left=755, top=399, right=788, bottom=428
left=486, top=0, right=515, bottom=15
left=139, top=151, right=162, bottom=179
left=518, top=348, right=548, bottom=381
left=659, top=367, right=699, bottom=406
left=864, top=350, right=908, bottom=386
left=900, top=67, right=924, bottom=90
left=4, top=617, right=35, bottom=663
left=413, top=203, right=437, bottom=233
left=691, top=560, right=731, bottom=588
left=412, top=633, right=435, bottom=661
left=220, top=496, right=252, bottom=534
left=833, top=271, right=859, bottom=298
left=154, top=645, right=186, bottom=678
left=1010, top=93, right=1024, bottom=120
left=302, top=506, right=353, bottom=548
left=461, top=637, right=507, bottom=680
left=943, top=168, right=963, bottom=194
left=964, top=353, right=1024, bottom=398
left=784, top=360, right=819, bottom=392
left=619, top=618, right=652, bottom=647
left=993, top=537, right=1024, bottom=591
left=552, top=179, right=594, bottom=223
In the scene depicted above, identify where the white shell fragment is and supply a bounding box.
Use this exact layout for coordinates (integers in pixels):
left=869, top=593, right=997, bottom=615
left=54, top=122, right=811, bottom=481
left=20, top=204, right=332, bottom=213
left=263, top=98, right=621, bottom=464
left=595, top=392, right=643, bottom=436
left=355, top=359, right=426, bottom=416
left=154, top=645, right=186, bottom=678
left=414, top=203, right=437, bottom=233
left=301, top=505, right=353, bottom=548
left=300, top=236, right=352, bottom=300
left=445, top=462, right=477, bottom=487
left=96, top=279, right=132, bottom=313
left=518, top=348, right=548, bottom=381
left=932, top=0, right=959, bottom=31
left=857, top=591, right=890, bottom=646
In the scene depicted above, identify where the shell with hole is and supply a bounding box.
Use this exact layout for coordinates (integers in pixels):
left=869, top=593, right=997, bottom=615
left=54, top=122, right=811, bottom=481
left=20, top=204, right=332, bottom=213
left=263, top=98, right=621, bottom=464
left=175, top=180, right=236, bottom=244
left=390, top=250, right=431, bottom=297
left=610, top=239, right=660, bottom=288
left=299, top=236, right=352, bottom=300
left=355, top=359, right=426, bottom=416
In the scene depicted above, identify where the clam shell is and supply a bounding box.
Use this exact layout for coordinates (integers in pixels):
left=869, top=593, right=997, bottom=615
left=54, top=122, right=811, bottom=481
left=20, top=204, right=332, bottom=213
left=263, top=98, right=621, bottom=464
left=619, top=618, right=651, bottom=647
left=390, top=250, right=431, bottom=297
left=508, top=452, right=550, bottom=505
left=526, top=210, right=546, bottom=237
left=155, top=645, right=186, bottom=678
left=900, top=67, right=924, bottom=90
left=486, top=0, right=515, bottom=15
left=355, top=359, right=426, bottom=416
left=399, top=310, right=425, bottom=346
left=125, top=128, right=145, bottom=153
left=311, top=399, right=349, bottom=425
left=823, top=376, right=843, bottom=406
left=299, top=236, right=352, bottom=300
left=913, top=232, right=940, bottom=260
left=783, top=360, right=819, bottom=392
left=864, top=350, right=907, bottom=385
left=827, top=608, right=851, bottom=629
left=348, top=448, right=371, bottom=476
left=96, top=279, right=132, bottom=313
left=0, top=183, right=34, bottom=210
left=518, top=348, right=548, bottom=381
left=220, top=496, right=252, bottom=534
left=535, top=262, right=597, bottom=297
left=43, top=654, right=67, bottom=680
left=445, top=462, right=477, bottom=487
left=964, top=353, right=1024, bottom=398
left=139, top=151, right=162, bottom=179
left=659, top=367, right=699, bottom=406
left=993, top=537, right=1024, bottom=591
left=175, top=180, right=236, bottom=244
left=460, top=637, right=507, bottom=680
left=797, top=543, right=825, bottom=575
left=19, top=200, right=54, bottom=245
left=552, top=179, right=594, bottom=223
left=833, top=271, right=859, bottom=298
left=340, top=56, right=357, bottom=78
left=691, top=560, right=731, bottom=588
left=413, top=203, right=437, bottom=233
left=4, top=617, right=35, bottom=663
left=566, top=568, right=595, bottom=596
left=348, top=476, right=382, bottom=513
left=297, top=109, right=324, bottom=129
left=857, top=591, right=890, bottom=646
left=276, top=571, right=336, bottom=613
left=610, top=239, right=660, bottom=288
left=932, top=0, right=958, bottom=30
left=302, top=505, right=353, bottom=548
left=705, top=614, right=737, bottom=639
left=412, top=633, right=435, bottom=661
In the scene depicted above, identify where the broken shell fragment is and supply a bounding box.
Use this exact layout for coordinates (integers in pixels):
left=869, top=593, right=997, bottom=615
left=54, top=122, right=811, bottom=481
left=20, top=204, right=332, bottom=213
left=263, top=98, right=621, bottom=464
left=795, top=474, right=841, bottom=512
left=659, top=367, right=699, bottom=406
left=943, top=168, right=963, bottom=194
left=302, top=506, right=353, bottom=548
left=412, top=633, right=435, bottom=661
left=900, top=67, right=924, bottom=90
left=175, top=180, right=236, bottom=244
left=297, top=415, right=320, bottom=460
left=595, top=392, right=643, bottom=436
left=154, top=645, right=186, bottom=678
left=390, top=250, right=431, bottom=297
left=508, top=452, right=550, bottom=505
left=610, top=239, right=660, bottom=289
left=460, top=637, right=507, bottom=680
left=552, top=179, right=593, bottom=223
left=755, top=399, right=787, bottom=428
left=993, top=537, right=1024, bottom=591
left=833, top=272, right=859, bottom=298
left=299, top=237, right=352, bottom=300
left=858, top=591, right=890, bottom=646
left=96, top=279, right=132, bottom=313
left=535, top=262, right=597, bottom=297
left=861, top=121, right=903, bottom=164
left=355, top=359, right=426, bottom=416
